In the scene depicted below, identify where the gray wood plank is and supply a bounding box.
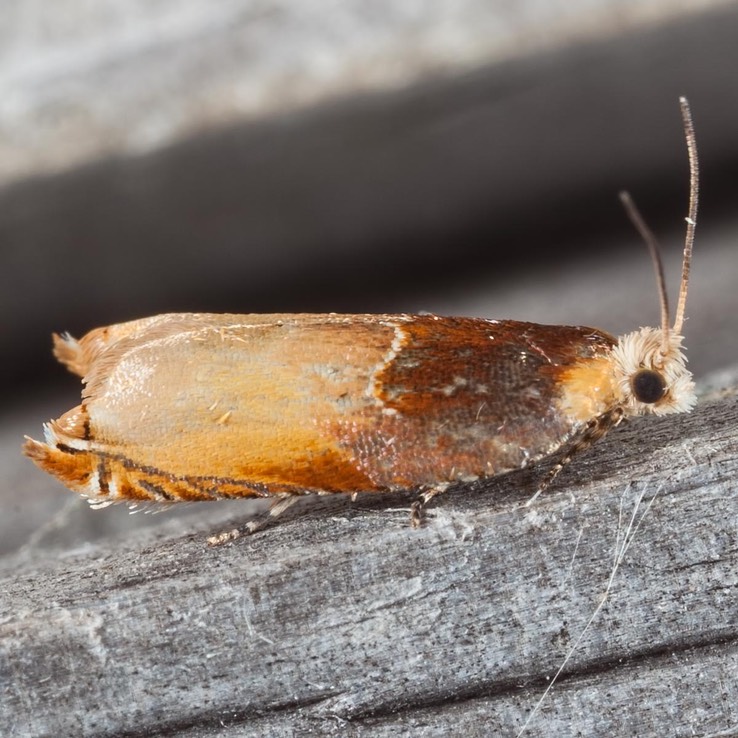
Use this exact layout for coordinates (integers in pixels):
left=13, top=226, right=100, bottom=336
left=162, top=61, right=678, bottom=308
left=2, top=0, right=730, bottom=186
left=2, top=370, right=737, bottom=737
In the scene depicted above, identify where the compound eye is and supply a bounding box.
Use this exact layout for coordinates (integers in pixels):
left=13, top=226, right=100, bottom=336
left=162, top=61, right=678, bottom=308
left=631, top=369, right=667, bottom=404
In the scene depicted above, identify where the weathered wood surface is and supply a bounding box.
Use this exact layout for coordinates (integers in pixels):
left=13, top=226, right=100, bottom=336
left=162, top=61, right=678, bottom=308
left=2, top=370, right=737, bottom=737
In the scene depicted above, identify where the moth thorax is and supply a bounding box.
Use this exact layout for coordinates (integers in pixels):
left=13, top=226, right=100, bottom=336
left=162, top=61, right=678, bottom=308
left=611, top=326, right=696, bottom=417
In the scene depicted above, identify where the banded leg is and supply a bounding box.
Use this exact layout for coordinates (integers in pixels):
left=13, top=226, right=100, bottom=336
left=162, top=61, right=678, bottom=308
left=207, top=496, right=300, bottom=546
left=410, top=482, right=451, bottom=528
left=526, top=407, right=625, bottom=506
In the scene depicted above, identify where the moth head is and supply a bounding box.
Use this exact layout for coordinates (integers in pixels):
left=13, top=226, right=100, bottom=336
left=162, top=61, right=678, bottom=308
left=612, top=327, right=695, bottom=417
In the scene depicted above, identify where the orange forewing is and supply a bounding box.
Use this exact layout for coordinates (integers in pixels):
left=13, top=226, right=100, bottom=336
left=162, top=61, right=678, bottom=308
left=25, top=313, right=616, bottom=502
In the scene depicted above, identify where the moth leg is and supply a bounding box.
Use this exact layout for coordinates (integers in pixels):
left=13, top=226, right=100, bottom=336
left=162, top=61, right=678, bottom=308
left=526, top=407, right=625, bottom=506
left=207, top=496, right=300, bottom=546
left=410, top=482, right=451, bottom=528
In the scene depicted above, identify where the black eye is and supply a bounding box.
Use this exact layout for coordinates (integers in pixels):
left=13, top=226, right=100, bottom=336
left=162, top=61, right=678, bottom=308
left=631, top=369, right=667, bottom=404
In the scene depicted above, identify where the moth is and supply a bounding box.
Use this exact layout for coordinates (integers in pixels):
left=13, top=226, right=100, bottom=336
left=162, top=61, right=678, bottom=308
left=24, top=99, right=699, bottom=538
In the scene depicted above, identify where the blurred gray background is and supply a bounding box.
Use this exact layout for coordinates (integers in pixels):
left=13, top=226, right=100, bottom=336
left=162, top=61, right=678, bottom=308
left=2, top=0, right=738, bottom=554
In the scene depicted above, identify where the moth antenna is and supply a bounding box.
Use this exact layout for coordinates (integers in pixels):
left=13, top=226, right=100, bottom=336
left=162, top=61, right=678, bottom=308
left=673, top=96, right=699, bottom=336
left=617, top=97, right=699, bottom=352
left=618, top=190, right=670, bottom=350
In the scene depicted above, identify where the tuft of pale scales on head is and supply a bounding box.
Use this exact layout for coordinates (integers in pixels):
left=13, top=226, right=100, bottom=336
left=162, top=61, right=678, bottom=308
left=611, top=326, right=696, bottom=417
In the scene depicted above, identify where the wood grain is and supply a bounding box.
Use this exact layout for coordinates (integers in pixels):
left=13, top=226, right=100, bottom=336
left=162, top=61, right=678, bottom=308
left=2, top=371, right=737, bottom=737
